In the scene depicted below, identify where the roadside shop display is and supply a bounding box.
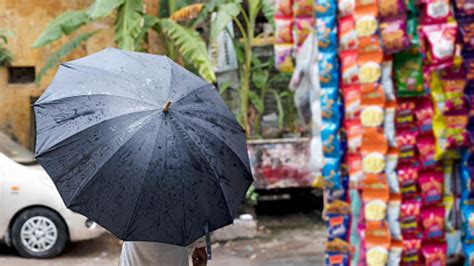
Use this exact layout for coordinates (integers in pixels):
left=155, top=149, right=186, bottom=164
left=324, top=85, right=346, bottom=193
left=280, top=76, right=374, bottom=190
left=276, top=0, right=474, bottom=265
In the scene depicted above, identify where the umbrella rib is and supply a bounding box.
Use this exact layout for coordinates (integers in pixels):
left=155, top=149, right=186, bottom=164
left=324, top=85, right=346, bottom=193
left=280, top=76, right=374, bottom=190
left=173, top=84, right=213, bottom=104
left=168, top=118, right=235, bottom=222
left=174, top=113, right=252, bottom=180
left=36, top=109, right=158, bottom=156
left=35, top=93, right=159, bottom=109
left=65, top=112, right=158, bottom=207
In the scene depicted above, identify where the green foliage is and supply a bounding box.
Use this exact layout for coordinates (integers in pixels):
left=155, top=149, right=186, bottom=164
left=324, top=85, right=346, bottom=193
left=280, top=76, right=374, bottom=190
left=32, top=10, right=89, bottom=48
left=245, top=185, right=258, bottom=206
left=0, top=30, right=13, bottom=66
left=134, top=15, right=158, bottom=50
left=114, top=0, right=144, bottom=51
left=36, top=31, right=98, bottom=84
left=88, top=0, right=124, bottom=19
left=160, top=18, right=215, bottom=82
left=261, top=0, right=275, bottom=29
left=209, top=2, right=241, bottom=43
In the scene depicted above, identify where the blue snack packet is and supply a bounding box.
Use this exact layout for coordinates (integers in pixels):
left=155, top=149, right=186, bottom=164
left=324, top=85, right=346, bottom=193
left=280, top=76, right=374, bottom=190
left=318, top=51, right=339, bottom=88
left=317, top=16, right=337, bottom=52
left=461, top=204, right=474, bottom=242
left=323, top=157, right=341, bottom=190
left=463, top=242, right=474, bottom=266
left=321, top=87, right=341, bottom=126
left=326, top=213, right=350, bottom=240
left=322, top=123, right=341, bottom=158
left=325, top=251, right=350, bottom=266
left=315, top=0, right=337, bottom=18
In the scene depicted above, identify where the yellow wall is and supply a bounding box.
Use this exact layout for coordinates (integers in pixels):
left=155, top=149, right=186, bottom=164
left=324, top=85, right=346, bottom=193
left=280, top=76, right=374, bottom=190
left=0, top=0, right=115, bottom=149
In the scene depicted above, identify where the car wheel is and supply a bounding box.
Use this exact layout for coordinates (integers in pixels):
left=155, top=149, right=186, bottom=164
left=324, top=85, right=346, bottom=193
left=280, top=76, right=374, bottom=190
left=11, top=207, right=68, bottom=258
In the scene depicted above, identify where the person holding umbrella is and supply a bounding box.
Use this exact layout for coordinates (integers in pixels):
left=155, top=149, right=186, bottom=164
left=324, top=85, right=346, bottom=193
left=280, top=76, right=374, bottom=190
left=33, top=48, right=253, bottom=266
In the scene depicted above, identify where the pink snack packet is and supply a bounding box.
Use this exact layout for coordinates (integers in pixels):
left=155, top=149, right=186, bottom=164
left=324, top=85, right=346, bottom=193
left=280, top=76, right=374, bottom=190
left=421, top=206, right=445, bottom=240
left=417, top=133, right=437, bottom=168
left=419, top=170, right=443, bottom=205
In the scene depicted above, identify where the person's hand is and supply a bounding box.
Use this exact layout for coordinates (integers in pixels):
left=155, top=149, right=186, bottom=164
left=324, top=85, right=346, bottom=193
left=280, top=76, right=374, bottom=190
left=192, top=247, right=207, bottom=266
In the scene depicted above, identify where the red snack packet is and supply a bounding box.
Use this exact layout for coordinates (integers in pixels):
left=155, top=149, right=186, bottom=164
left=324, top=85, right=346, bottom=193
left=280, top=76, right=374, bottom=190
left=396, top=129, right=418, bottom=162
left=419, top=170, right=443, bottom=205
left=421, top=0, right=451, bottom=25
left=341, top=50, right=359, bottom=85
left=400, top=198, right=422, bottom=236
left=343, top=84, right=361, bottom=120
left=397, top=163, right=419, bottom=195
left=421, top=206, right=445, bottom=240
left=440, top=66, right=467, bottom=100
left=415, top=96, right=434, bottom=134
left=421, top=243, right=447, bottom=266
left=402, top=238, right=422, bottom=265
left=345, top=119, right=362, bottom=154
left=417, top=134, right=437, bottom=168
left=348, top=153, right=363, bottom=188
left=380, top=15, right=410, bottom=54
left=294, top=17, right=314, bottom=45
left=275, top=17, right=294, bottom=44
left=422, top=22, right=457, bottom=70
left=339, top=15, right=358, bottom=51
left=293, top=0, right=313, bottom=17
left=274, top=0, right=293, bottom=17
left=396, top=99, right=416, bottom=128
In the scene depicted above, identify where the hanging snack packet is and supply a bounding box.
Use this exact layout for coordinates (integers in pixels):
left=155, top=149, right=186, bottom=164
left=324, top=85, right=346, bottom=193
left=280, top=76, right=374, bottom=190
left=421, top=243, right=447, bottom=266
left=419, top=170, right=443, bottom=205
left=421, top=206, right=445, bottom=240
left=417, top=134, right=437, bottom=168
left=388, top=194, right=402, bottom=240
left=388, top=241, right=403, bottom=266
left=294, top=17, right=314, bottom=46
left=358, top=50, right=382, bottom=84
left=363, top=186, right=389, bottom=222
left=345, top=119, right=362, bottom=154
left=322, top=124, right=342, bottom=158
left=396, top=128, right=418, bottom=162
left=293, top=0, right=313, bottom=17
left=321, top=87, right=341, bottom=124
left=356, top=0, right=377, bottom=9
left=415, top=96, right=434, bottom=133
left=362, top=128, right=388, bottom=174
left=446, top=230, right=462, bottom=257
left=315, top=0, right=337, bottom=18
left=319, top=52, right=339, bottom=88
left=380, top=16, right=410, bottom=55
left=461, top=204, right=474, bottom=242
left=464, top=242, right=474, bottom=266
left=396, top=99, right=416, bottom=128
left=421, top=0, right=451, bottom=25
left=444, top=196, right=455, bottom=231
left=275, top=17, right=294, bottom=44
left=317, top=16, right=337, bottom=52
left=275, top=0, right=293, bottom=17
left=361, top=84, right=385, bottom=128
left=400, top=198, right=422, bottom=236
left=402, top=238, right=422, bottom=265
left=348, top=154, right=363, bottom=188
left=397, top=163, right=419, bottom=195
left=343, top=84, right=361, bottom=120
left=407, top=14, right=419, bottom=46
left=326, top=201, right=351, bottom=240
left=323, top=158, right=342, bottom=189
left=339, top=15, right=358, bottom=51
left=394, top=51, right=424, bottom=97
left=379, top=0, right=406, bottom=18
left=382, top=57, right=395, bottom=101
left=440, top=66, right=467, bottom=100
left=386, top=148, right=399, bottom=194
left=274, top=44, right=294, bottom=72
left=422, top=22, right=457, bottom=70
left=341, top=50, right=359, bottom=85
left=458, top=17, right=474, bottom=50
left=325, top=239, right=351, bottom=266
left=338, top=0, right=355, bottom=17
left=384, top=101, right=396, bottom=148
left=355, top=5, right=379, bottom=38
left=365, top=231, right=390, bottom=266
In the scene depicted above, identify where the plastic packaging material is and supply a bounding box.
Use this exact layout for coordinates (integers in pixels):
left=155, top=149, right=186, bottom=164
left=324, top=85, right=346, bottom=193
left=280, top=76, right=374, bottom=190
left=274, top=44, right=294, bottom=72
left=465, top=52, right=474, bottom=85
left=417, top=134, right=437, bottom=168
left=463, top=242, right=474, bottom=266
left=402, top=238, right=422, bottom=265
left=275, top=0, right=293, bottom=17
left=385, top=148, right=398, bottom=175
left=396, top=100, right=416, bottom=128
left=355, top=5, right=379, bottom=38
left=293, top=0, right=313, bottom=17
left=294, top=17, right=314, bottom=46
left=348, top=153, right=363, bottom=188
left=343, top=84, right=361, bottom=120
left=315, top=0, right=337, bottom=18
left=363, top=185, right=389, bottom=222
left=384, top=101, right=397, bottom=148
left=357, top=50, right=383, bottom=84
left=440, top=66, right=467, bottom=100
left=407, top=14, right=419, bottom=46
left=378, top=0, right=406, bottom=18
left=380, top=16, right=410, bottom=54
left=394, top=51, right=425, bottom=97
left=415, top=96, right=434, bottom=133
left=326, top=201, right=352, bottom=240
left=446, top=230, right=462, bottom=257
left=444, top=196, right=455, bottom=232
left=400, top=198, right=422, bottom=236
left=420, top=0, right=451, bottom=25
left=458, top=16, right=474, bottom=50
left=388, top=194, right=402, bottom=240
left=361, top=128, right=388, bottom=174
left=341, top=50, right=359, bottom=85
left=419, top=170, right=443, bottom=206
left=322, top=123, right=342, bottom=158
left=461, top=204, right=474, bottom=242
left=338, top=0, right=355, bottom=17
left=421, top=243, right=447, bottom=266
left=361, top=84, right=385, bottom=128
left=317, top=16, right=337, bottom=52
left=323, top=158, right=342, bottom=189
left=382, top=58, right=395, bottom=101
left=396, top=129, right=418, bottom=162
left=397, top=163, right=418, bottom=195
left=421, top=22, right=458, bottom=70
left=421, top=206, right=445, bottom=240
left=365, top=230, right=390, bottom=266
left=454, top=1, right=474, bottom=18
left=325, top=238, right=351, bottom=266
left=321, top=87, right=341, bottom=125
left=318, top=52, right=339, bottom=88
left=338, top=15, right=358, bottom=51
left=388, top=241, right=403, bottom=266
left=275, top=17, right=294, bottom=44
left=345, top=119, right=362, bottom=154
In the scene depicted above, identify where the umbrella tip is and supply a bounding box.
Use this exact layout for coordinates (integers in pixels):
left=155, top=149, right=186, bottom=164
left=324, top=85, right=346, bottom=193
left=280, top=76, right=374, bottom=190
left=162, top=99, right=172, bottom=113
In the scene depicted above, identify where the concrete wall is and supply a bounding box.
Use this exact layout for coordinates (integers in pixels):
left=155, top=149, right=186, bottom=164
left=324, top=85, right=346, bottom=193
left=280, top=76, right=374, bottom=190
left=0, top=0, right=115, bottom=149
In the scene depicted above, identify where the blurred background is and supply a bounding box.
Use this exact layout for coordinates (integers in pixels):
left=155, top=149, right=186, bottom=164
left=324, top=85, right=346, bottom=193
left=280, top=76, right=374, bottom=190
left=0, top=0, right=325, bottom=265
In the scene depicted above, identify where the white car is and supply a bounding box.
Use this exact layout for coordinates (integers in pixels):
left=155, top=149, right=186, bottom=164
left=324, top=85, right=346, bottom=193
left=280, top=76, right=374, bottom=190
left=0, top=133, right=105, bottom=258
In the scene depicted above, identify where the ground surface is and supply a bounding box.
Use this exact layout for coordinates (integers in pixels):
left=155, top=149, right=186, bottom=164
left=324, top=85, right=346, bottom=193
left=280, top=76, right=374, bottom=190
left=0, top=192, right=326, bottom=266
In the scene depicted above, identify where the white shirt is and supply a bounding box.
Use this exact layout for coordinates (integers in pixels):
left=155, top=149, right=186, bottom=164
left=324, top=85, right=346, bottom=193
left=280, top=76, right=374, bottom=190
left=119, top=238, right=205, bottom=266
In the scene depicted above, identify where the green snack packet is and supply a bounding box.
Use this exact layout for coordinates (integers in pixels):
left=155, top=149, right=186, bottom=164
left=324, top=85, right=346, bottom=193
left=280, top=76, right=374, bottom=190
left=405, top=0, right=417, bottom=16
left=394, top=51, right=424, bottom=98
left=407, top=15, right=418, bottom=46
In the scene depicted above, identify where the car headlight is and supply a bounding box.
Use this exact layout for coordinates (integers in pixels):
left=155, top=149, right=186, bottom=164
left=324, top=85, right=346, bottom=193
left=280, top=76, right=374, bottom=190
left=85, top=219, right=96, bottom=229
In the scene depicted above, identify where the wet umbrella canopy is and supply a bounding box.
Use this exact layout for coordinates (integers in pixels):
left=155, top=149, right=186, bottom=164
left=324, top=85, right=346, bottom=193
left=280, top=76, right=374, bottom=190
left=34, top=48, right=253, bottom=250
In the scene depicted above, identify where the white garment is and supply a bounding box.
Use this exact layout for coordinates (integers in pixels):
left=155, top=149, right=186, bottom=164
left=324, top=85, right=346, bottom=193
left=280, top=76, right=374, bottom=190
left=119, top=238, right=205, bottom=266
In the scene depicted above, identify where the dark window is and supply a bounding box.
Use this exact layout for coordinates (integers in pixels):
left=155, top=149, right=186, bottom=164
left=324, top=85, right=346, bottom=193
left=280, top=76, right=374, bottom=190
left=8, top=67, right=35, bottom=84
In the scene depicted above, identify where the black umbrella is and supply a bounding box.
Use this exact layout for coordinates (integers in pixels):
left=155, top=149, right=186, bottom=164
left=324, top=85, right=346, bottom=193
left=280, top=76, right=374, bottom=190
left=34, top=48, right=252, bottom=255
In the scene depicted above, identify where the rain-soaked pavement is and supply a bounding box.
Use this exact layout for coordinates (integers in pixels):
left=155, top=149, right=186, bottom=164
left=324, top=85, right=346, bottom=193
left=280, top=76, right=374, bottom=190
left=0, top=190, right=326, bottom=265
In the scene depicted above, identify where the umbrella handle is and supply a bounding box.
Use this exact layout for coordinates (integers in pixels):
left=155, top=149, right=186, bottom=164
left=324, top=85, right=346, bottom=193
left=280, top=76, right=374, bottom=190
left=204, top=222, right=212, bottom=260
left=162, top=99, right=172, bottom=112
